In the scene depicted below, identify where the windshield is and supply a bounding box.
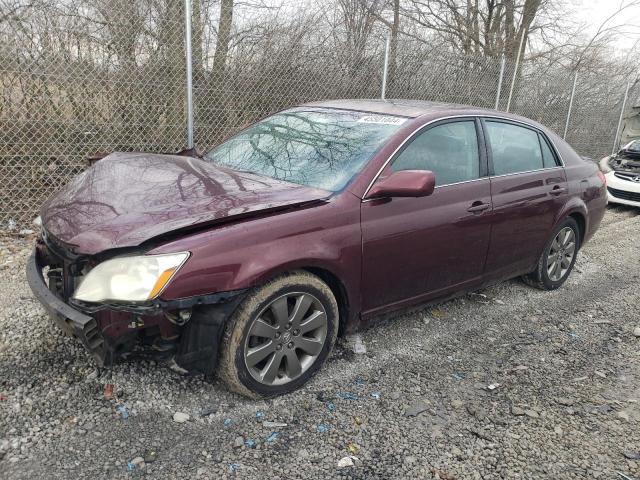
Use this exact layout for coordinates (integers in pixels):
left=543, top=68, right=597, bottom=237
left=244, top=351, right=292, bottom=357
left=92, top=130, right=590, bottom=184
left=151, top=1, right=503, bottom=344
left=205, top=108, right=406, bottom=191
left=622, top=139, right=640, bottom=152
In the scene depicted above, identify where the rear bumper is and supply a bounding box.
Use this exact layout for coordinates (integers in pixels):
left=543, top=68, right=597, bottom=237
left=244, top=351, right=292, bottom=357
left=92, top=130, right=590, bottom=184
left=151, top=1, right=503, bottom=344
left=26, top=250, right=109, bottom=365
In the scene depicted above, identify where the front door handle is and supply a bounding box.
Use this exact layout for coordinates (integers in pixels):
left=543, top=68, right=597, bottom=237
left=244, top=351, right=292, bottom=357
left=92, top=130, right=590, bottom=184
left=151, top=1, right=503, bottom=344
left=549, top=186, right=567, bottom=195
left=467, top=201, right=491, bottom=213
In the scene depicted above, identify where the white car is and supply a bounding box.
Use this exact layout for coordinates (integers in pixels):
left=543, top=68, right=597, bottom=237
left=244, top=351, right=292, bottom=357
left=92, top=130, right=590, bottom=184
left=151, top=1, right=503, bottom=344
left=599, top=139, right=640, bottom=207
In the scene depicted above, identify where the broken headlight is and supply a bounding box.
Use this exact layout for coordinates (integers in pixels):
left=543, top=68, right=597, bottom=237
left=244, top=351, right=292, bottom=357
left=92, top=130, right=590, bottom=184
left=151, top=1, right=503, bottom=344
left=73, top=252, right=189, bottom=303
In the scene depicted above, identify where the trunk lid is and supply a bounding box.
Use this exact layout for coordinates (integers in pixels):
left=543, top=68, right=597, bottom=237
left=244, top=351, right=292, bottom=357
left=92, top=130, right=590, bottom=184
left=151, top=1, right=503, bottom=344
left=41, top=152, right=331, bottom=255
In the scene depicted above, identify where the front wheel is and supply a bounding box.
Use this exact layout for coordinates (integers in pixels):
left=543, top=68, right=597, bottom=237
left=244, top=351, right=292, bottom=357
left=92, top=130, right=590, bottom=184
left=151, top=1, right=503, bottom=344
left=218, top=271, right=338, bottom=398
left=523, top=217, right=580, bottom=290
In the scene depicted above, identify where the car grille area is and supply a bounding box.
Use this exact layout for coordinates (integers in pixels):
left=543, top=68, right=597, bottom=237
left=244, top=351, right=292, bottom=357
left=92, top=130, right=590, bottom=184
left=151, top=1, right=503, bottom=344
left=614, top=172, right=640, bottom=182
left=608, top=186, right=640, bottom=203
left=39, top=230, right=87, bottom=301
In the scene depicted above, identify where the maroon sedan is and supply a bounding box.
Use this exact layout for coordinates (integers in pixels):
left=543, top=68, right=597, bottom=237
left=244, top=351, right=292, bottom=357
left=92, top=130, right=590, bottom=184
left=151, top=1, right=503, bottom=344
left=27, top=99, right=607, bottom=397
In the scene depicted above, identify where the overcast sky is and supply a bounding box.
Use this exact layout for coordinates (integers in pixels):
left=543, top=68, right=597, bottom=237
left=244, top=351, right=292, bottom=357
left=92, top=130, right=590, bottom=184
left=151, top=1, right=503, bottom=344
left=576, top=0, right=640, bottom=49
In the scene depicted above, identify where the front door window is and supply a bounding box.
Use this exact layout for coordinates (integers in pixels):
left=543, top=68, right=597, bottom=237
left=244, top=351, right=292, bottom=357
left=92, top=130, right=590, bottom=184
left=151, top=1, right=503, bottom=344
left=391, top=121, right=480, bottom=186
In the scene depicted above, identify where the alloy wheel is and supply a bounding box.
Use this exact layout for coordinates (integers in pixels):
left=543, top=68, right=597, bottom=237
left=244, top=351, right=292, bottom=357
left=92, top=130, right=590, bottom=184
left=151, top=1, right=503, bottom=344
left=243, top=292, right=328, bottom=386
left=546, top=227, right=576, bottom=282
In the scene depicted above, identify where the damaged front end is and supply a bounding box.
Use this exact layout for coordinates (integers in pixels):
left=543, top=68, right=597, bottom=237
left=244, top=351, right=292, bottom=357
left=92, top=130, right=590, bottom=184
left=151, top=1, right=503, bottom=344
left=600, top=140, right=640, bottom=177
left=26, top=230, right=245, bottom=377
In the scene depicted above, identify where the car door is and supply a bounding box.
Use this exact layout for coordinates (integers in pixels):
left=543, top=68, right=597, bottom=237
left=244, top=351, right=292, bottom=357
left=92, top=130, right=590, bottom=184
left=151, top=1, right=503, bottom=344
left=360, top=118, right=492, bottom=315
left=482, top=119, right=568, bottom=279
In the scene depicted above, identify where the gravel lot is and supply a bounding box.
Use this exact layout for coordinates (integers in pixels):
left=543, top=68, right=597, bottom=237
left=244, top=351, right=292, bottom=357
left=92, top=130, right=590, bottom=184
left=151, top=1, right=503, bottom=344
left=1, top=206, right=639, bottom=479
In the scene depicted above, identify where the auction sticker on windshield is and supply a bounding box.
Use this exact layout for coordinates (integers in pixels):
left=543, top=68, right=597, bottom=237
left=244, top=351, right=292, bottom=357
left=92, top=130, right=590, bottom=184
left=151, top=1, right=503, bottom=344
left=357, top=115, right=407, bottom=125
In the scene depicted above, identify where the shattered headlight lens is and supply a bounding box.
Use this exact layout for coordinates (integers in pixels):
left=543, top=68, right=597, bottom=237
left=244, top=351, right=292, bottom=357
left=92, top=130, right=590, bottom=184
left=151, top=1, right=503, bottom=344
left=598, top=156, right=613, bottom=173
left=73, top=253, right=189, bottom=303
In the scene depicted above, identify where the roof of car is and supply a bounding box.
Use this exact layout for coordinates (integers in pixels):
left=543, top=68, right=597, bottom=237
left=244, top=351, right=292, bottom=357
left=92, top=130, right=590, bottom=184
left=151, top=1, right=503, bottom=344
left=302, top=98, right=515, bottom=120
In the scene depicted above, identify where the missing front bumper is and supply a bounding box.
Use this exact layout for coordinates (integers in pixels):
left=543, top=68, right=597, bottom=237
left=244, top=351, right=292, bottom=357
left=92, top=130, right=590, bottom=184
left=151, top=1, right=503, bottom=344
left=26, top=251, right=111, bottom=365
left=27, top=247, right=247, bottom=376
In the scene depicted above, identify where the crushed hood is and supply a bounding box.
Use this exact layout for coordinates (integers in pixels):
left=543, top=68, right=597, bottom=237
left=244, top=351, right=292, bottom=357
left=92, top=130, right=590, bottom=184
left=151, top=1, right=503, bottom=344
left=41, top=152, right=331, bottom=255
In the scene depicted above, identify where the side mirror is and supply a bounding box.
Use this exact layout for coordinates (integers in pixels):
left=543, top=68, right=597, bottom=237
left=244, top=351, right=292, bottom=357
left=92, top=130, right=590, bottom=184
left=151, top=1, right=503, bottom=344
left=366, top=170, right=436, bottom=199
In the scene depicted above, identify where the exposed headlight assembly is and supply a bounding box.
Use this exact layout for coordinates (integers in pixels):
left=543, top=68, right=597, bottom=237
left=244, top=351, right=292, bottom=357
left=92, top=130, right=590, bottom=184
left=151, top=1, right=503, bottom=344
left=598, top=156, right=613, bottom=173
left=73, top=252, right=189, bottom=303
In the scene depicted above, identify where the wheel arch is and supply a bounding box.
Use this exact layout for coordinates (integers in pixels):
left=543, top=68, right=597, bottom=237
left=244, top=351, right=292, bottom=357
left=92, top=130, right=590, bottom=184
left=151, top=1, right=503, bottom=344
left=301, top=266, right=350, bottom=337
left=552, top=198, right=589, bottom=248
left=249, top=261, right=356, bottom=336
left=567, top=211, right=586, bottom=247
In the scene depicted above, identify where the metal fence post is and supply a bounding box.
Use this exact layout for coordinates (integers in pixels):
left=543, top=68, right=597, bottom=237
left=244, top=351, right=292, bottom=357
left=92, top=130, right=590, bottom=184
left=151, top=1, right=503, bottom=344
left=506, top=29, right=526, bottom=113
left=563, top=71, right=578, bottom=139
left=381, top=35, right=390, bottom=100
left=184, top=0, right=194, bottom=149
left=494, top=55, right=505, bottom=110
left=612, top=81, right=631, bottom=155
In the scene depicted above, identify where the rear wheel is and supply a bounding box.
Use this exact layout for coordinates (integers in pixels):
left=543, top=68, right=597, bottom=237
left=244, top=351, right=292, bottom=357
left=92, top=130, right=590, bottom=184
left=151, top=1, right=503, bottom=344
left=218, top=271, right=338, bottom=398
left=523, top=217, right=580, bottom=290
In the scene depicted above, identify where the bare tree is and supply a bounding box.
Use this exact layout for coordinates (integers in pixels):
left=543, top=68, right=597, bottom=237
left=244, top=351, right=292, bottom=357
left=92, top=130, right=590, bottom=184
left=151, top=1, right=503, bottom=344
left=334, top=0, right=383, bottom=76
left=212, top=0, right=234, bottom=79
left=572, top=0, right=640, bottom=70
left=400, top=0, right=564, bottom=59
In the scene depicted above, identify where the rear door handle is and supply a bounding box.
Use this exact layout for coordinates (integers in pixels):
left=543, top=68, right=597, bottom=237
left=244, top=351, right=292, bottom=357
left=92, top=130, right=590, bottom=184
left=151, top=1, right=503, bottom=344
left=549, top=186, right=567, bottom=195
left=467, top=201, right=491, bottom=213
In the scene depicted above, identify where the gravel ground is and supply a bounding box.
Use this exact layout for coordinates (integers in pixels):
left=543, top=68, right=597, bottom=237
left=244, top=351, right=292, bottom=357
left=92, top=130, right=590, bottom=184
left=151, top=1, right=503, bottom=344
left=1, top=205, right=639, bottom=479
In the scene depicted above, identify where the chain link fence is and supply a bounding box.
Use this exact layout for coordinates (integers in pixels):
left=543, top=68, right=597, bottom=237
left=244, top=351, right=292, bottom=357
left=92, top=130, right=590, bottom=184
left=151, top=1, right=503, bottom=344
left=0, top=0, right=188, bottom=229
left=193, top=27, right=384, bottom=150
left=1, top=1, right=637, bottom=229
left=389, top=38, right=505, bottom=109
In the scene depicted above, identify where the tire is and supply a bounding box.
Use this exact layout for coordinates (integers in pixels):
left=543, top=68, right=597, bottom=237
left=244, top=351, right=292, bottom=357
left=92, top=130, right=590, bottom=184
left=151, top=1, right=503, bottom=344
left=218, top=271, right=338, bottom=398
left=523, top=217, right=580, bottom=291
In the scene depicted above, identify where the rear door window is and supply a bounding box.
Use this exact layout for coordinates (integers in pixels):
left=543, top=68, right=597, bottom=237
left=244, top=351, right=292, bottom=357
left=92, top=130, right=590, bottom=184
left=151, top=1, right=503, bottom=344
left=485, top=121, right=544, bottom=175
left=391, top=120, right=480, bottom=186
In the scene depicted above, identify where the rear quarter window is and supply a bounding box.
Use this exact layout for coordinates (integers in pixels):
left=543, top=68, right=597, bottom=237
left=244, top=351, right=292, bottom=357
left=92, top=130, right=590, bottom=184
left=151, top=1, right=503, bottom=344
left=539, top=134, right=559, bottom=168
